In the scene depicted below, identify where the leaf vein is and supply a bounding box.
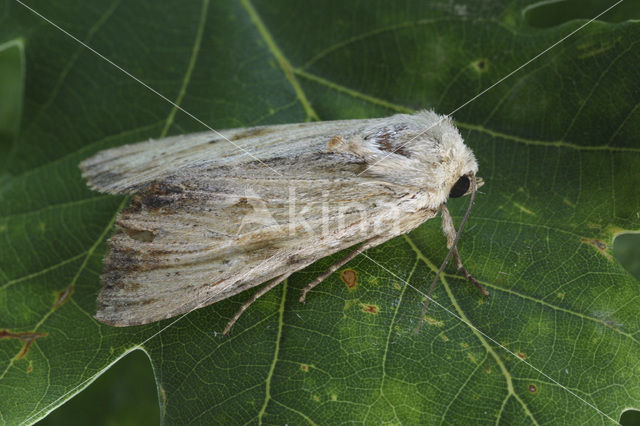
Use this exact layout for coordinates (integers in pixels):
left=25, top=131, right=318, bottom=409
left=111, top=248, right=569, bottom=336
left=160, top=0, right=210, bottom=137
left=257, top=279, right=288, bottom=424
left=240, top=0, right=318, bottom=121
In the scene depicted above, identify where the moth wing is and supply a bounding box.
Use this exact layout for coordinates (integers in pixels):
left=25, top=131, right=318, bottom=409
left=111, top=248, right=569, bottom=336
left=80, top=120, right=365, bottom=194
left=95, top=180, right=312, bottom=326
left=82, top=117, right=441, bottom=326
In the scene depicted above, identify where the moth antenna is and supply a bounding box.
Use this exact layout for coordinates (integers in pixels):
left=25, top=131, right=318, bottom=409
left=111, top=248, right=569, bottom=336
left=414, top=173, right=477, bottom=334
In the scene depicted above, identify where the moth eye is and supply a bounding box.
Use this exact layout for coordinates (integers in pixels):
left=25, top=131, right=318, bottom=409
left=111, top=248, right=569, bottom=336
left=449, top=175, right=470, bottom=198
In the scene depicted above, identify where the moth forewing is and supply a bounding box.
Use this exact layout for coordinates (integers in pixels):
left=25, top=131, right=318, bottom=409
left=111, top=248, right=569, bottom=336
left=80, top=110, right=484, bottom=332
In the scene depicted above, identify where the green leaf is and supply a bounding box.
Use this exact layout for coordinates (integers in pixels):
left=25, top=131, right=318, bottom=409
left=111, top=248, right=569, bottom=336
left=1, top=0, right=639, bottom=424
left=37, top=350, right=160, bottom=426
left=0, top=37, right=24, bottom=173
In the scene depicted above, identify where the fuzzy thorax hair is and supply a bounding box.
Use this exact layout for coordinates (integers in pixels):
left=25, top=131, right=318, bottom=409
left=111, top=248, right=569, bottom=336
left=328, top=110, right=478, bottom=209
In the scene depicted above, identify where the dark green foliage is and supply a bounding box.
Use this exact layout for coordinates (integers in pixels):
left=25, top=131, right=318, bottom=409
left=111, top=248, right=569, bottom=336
left=1, top=1, right=638, bottom=423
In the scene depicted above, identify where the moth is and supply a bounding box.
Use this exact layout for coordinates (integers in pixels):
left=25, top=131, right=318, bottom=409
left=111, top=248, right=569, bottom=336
left=80, top=110, right=488, bottom=334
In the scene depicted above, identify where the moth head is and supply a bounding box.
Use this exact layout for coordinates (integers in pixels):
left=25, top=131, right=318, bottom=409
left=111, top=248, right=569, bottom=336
left=448, top=174, right=484, bottom=198
left=348, top=110, right=483, bottom=208
left=435, top=120, right=482, bottom=205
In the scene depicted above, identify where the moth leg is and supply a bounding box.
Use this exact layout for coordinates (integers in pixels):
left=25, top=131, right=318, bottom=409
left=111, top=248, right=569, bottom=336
left=299, top=237, right=383, bottom=303
left=452, top=247, right=489, bottom=296
left=224, top=272, right=292, bottom=335
left=440, top=204, right=489, bottom=296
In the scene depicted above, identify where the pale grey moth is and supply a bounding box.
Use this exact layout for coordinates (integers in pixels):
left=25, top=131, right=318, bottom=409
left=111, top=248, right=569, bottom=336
left=80, top=110, right=487, bottom=334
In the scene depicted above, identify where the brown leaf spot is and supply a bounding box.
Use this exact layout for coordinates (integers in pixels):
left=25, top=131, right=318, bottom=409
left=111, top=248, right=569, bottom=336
left=472, top=58, right=489, bottom=72
left=517, top=352, right=526, bottom=359
left=423, top=316, right=444, bottom=327
left=0, top=329, right=48, bottom=359
left=361, top=304, right=379, bottom=314
left=340, top=269, right=357, bottom=290
left=484, top=365, right=492, bottom=374
left=27, top=361, right=33, bottom=373
left=580, top=237, right=612, bottom=260
left=53, top=284, right=74, bottom=310
left=300, top=363, right=309, bottom=372
left=528, top=384, right=538, bottom=393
